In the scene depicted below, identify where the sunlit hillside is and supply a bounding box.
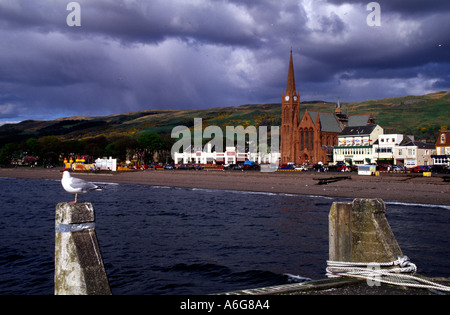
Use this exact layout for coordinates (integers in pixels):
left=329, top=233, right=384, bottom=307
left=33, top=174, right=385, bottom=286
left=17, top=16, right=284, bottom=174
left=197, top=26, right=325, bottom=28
left=0, top=91, right=448, bottom=146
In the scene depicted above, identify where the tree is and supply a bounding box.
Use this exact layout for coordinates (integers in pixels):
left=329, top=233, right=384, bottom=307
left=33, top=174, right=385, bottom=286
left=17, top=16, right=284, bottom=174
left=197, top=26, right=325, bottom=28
left=24, top=138, right=38, bottom=156
left=104, top=136, right=135, bottom=162
left=61, top=139, right=85, bottom=158
left=137, top=132, right=165, bottom=164
left=37, top=136, right=62, bottom=166
left=83, top=136, right=108, bottom=159
left=0, top=143, right=19, bottom=166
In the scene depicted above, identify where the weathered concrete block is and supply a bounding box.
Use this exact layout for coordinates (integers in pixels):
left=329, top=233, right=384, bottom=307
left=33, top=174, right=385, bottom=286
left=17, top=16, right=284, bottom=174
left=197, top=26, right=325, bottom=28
left=55, top=202, right=94, bottom=225
left=329, top=198, right=403, bottom=263
left=55, top=202, right=111, bottom=295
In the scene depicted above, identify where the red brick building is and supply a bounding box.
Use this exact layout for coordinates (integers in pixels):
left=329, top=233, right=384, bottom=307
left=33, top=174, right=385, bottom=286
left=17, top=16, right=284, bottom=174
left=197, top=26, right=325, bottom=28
left=280, top=51, right=374, bottom=165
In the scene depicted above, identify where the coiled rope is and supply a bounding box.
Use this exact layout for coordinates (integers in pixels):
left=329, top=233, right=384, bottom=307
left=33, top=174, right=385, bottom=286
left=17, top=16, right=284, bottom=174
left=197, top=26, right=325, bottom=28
left=326, top=256, right=450, bottom=293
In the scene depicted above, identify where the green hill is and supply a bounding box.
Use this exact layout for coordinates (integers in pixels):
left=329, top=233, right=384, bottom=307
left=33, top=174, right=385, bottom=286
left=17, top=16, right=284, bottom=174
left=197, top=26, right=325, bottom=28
left=1, top=91, right=448, bottom=146
left=344, top=91, right=450, bottom=139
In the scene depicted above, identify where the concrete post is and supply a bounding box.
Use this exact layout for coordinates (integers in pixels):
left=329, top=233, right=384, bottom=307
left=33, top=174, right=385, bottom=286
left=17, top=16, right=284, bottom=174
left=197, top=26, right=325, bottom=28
left=329, top=198, right=403, bottom=263
left=55, top=202, right=111, bottom=295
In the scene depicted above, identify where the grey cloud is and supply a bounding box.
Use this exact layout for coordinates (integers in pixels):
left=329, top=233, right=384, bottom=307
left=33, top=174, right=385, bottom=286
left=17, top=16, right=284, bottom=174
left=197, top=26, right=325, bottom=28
left=327, top=0, right=450, bottom=15
left=0, top=0, right=449, bottom=122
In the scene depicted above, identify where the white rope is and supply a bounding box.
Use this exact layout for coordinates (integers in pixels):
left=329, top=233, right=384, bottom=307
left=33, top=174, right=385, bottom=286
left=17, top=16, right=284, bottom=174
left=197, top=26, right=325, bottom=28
left=326, top=256, right=450, bottom=293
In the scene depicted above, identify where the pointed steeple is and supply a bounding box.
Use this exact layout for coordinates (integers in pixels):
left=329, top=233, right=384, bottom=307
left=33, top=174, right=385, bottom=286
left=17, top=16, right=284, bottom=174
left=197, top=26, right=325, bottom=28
left=286, top=50, right=296, bottom=93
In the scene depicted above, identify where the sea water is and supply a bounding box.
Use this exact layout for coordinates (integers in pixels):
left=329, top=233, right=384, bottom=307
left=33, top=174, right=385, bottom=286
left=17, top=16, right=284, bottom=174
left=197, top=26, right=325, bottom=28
left=0, top=177, right=448, bottom=295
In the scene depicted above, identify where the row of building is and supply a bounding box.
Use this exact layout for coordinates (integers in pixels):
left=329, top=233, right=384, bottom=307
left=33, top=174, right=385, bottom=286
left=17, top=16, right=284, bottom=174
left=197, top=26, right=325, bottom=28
left=280, top=50, right=449, bottom=168
left=334, top=125, right=449, bottom=167
left=173, top=127, right=449, bottom=168
left=173, top=142, right=280, bottom=166
left=175, top=51, right=449, bottom=168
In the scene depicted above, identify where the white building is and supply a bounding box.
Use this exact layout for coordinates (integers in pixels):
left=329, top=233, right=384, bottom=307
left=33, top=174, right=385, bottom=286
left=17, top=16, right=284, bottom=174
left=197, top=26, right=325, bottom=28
left=173, top=143, right=280, bottom=165
left=372, top=134, right=405, bottom=165
left=394, top=138, right=435, bottom=167
left=333, top=124, right=384, bottom=165
left=333, top=127, right=436, bottom=168
left=95, top=157, right=117, bottom=171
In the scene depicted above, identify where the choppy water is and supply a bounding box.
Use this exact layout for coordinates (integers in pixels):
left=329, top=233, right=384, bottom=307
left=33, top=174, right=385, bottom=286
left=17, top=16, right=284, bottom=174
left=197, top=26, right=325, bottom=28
left=0, top=177, right=448, bottom=295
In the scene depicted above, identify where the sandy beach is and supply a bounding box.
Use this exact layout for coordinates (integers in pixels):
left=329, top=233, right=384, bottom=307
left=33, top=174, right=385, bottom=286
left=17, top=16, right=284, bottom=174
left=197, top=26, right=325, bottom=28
left=1, top=167, right=449, bottom=206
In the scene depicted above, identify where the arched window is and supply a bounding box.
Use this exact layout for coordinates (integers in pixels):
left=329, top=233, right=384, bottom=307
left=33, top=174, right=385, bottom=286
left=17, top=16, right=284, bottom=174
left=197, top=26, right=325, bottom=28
left=300, top=129, right=305, bottom=150
left=304, top=129, right=308, bottom=151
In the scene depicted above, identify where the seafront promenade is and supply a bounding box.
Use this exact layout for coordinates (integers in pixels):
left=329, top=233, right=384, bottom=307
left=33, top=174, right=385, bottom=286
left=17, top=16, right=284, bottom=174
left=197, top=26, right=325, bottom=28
left=1, top=167, right=449, bottom=206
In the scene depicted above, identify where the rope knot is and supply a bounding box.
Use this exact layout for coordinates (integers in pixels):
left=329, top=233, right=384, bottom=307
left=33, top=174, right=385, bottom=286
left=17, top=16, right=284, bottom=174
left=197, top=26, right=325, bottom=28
left=394, top=256, right=411, bottom=268
left=326, top=257, right=449, bottom=292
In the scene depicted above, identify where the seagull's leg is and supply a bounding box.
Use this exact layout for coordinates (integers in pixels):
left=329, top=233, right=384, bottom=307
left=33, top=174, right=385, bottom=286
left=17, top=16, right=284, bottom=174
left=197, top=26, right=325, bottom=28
left=71, top=193, right=78, bottom=204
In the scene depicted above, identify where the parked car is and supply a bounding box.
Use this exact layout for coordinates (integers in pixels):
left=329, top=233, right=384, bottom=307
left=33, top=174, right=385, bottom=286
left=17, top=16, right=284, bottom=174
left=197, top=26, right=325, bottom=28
left=328, top=162, right=354, bottom=172
left=409, top=166, right=424, bottom=173
left=244, top=164, right=260, bottom=170
left=327, top=164, right=341, bottom=172
left=177, top=164, right=192, bottom=170
left=422, top=165, right=432, bottom=172
left=441, top=165, right=448, bottom=173
left=381, top=164, right=406, bottom=172
left=163, top=164, right=174, bottom=170
left=337, top=165, right=354, bottom=172
left=279, top=164, right=294, bottom=170
left=132, top=164, right=148, bottom=169
left=225, top=163, right=244, bottom=170
left=431, top=165, right=450, bottom=174
left=313, top=164, right=325, bottom=172
left=392, top=165, right=406, bottom=172
left=233, top=163, right=244, bottom=170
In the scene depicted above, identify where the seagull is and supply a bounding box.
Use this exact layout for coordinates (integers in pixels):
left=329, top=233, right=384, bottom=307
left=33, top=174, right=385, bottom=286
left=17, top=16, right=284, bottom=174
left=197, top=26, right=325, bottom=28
left=61, top=171, right=102, bottom=203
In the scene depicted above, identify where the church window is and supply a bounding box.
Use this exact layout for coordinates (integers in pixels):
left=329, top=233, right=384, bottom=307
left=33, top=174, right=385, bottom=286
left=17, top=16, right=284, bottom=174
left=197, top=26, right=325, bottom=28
left=305, top=130, right=308, bottom=151
left=300, top=129, right=304, bottom=150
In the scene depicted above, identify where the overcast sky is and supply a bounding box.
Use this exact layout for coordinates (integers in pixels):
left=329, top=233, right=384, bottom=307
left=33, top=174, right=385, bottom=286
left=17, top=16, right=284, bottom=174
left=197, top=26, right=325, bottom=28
left=0, top=0, right=449, bottom=123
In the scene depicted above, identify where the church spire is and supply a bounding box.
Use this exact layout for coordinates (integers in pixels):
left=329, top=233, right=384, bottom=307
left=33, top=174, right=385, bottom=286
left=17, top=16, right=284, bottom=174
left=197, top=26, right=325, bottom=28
left=286, top=50, right=296, bottom=93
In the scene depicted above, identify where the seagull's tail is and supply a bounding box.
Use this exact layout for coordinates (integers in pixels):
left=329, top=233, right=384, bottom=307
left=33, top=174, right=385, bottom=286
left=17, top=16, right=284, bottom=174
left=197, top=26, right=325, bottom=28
left=93, top=185, right=103, bottom=191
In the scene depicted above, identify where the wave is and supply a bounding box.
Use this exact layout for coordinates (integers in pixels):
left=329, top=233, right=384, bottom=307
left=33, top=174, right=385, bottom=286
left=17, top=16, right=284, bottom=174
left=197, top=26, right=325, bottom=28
left=182, top=186, right=338, bottom=200
left=188, top=186, right=449, bottom=209
left=158, top=262, right=311, bottom=290
left=93, top=182, right=119, bottom=186
left=151, top=185, right=174, bottom=189
left=385, top=201, right=450, bottom=211
left=283, top=273, right=313, bottom=283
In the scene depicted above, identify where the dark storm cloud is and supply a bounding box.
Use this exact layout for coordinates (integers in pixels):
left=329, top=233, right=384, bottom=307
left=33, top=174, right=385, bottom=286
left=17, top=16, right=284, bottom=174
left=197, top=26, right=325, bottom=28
left=327, top=0, right=450, bottom=15
left=291, top=0, right=450, bottom=100
left=0, top=0, right=449, bottom=123
left=80, top=0, right=266, bottom=47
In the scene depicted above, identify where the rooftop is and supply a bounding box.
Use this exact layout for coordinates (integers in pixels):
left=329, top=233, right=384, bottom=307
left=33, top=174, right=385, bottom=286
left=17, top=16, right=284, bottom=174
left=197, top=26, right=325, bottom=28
left=340, top=124, right=379, bottom=136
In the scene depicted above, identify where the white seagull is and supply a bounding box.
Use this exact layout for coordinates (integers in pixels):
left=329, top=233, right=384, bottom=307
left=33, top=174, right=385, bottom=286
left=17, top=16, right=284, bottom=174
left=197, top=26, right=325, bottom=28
left=61, top=171, right=102, bottom=203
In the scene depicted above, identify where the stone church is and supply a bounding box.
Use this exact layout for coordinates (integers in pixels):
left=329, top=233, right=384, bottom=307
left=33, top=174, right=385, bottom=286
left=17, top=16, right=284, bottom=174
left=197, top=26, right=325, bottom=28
left=280, top=51, right=374, bottom=165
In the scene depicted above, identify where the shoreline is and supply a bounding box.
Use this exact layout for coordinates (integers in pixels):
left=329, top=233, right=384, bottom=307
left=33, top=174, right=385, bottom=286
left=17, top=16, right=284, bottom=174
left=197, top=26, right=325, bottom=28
left=1, top=167, right=449, bottom=206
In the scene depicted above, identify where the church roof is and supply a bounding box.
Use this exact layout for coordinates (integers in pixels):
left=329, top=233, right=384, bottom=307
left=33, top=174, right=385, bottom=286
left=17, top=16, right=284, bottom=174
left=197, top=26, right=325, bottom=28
left=309, top=111, right=342, bottom=133
left=348, top=114, right=372, bottom=126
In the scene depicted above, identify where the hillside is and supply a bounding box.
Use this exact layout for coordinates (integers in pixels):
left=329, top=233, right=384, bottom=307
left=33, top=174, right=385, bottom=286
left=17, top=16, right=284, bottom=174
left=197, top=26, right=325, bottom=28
left=0, top=91, right=448, bottom=146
